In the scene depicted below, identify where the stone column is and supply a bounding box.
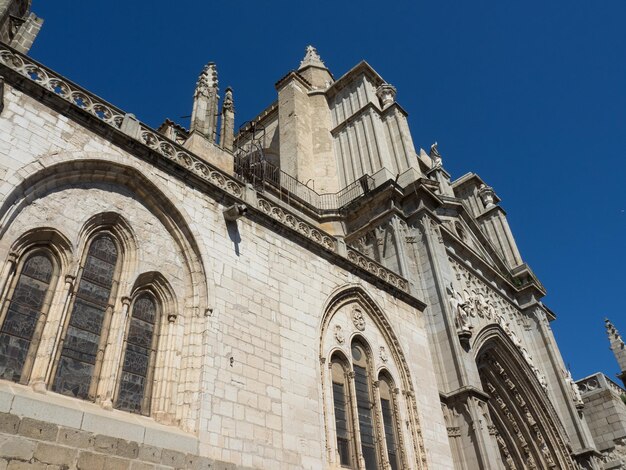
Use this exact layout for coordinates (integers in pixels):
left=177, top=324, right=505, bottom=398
left=153, top=311, right=177, bottom=424
left=42, top=274, right=76, bottom=387
left=0, top=251, right=18, bottom=305
left=219, top=87, right=235, bottom=152
left=98, top=296, right=131, bottom=410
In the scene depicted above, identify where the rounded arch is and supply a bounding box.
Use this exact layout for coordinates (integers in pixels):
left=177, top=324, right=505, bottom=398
left=0, top=156, right=209, bottom=310
left=474, top=326, right=575, bottom=469
left=320, top=283, right=427, bottom=469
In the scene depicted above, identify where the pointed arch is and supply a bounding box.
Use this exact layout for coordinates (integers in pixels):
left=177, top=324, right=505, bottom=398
left=473, top=326, right=575, bottom=469
left=319, top=284, right=427, bottom=469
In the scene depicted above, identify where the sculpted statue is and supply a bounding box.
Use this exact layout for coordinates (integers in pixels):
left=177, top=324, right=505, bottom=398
left=429, top=142, right=443, bottom=169
left=448, top=284, right=473, bottom=333
left=564, top=369, right=584, bottom=406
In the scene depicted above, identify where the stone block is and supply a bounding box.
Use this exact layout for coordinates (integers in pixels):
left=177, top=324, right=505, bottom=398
left=0, top=436, right=35, bottom=460
left=0, top=413, right=20, bottom=434
left=33, top=442, right=77, bottom=465
left=137, top=445, right=161, bottom=464
left=116, top=439, right=139, bottom=459
left=160, top=449, right=186, bottom=468
left=18, top=418, right=58, bottom=442
left=81, top=413, right=143, bottom=442
left=56, top=427, right=93, bottom=449
left=11, top=395, right=83, bottom=429
left=0, top=390, right=14, bottom=413
left=103, top=456, right=130, bottom=470
left=129, top=463, right=155, bottom=470
left=76, top=451, right=106, bottom=470
left=6, top=462, right=46, bottom=470
left=143, top=427, right=197, bottom=454
left=185, top=454, right=214, bottom=470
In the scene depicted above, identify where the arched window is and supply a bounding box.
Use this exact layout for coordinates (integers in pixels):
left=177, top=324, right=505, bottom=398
left=52, top=234, right=119, bottom=399
left=0, top=252, right=55, bottom=383
left=351, top=340, right=379, bottom=470
left=331, top=353, right=355, bottom=467
left=116, top=292, right=158, bottom=414
left=379, top=373, right=401, bottom=470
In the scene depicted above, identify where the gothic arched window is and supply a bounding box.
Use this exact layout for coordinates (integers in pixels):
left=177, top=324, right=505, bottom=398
left=115, top=292, right=158, bottom=414
left=378, top=373, right=401, bottom=470
left=351, top=340, right=379, bottom=470
left=331, top=353, right=355, bottom=467
left=0, top=252, right=55, bottom=383
left=52, top=234, right=119, bottom=400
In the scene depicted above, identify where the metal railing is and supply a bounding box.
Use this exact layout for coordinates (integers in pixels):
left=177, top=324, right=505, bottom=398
left=234, top=151, right=375, bottom=213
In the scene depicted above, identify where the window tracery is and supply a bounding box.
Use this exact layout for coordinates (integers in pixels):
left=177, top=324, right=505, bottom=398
left=0, top=251, right=56, bottom=383
left=52, top=234, right=119, bottom=400
left=115, top=292, right=158, bottom=414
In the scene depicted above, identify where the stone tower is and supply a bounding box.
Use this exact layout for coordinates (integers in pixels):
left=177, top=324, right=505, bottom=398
left=606, top=318, right=626, bottom=387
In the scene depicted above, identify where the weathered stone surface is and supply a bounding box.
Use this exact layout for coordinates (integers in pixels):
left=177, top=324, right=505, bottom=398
left=33, top=442, right=77, bottom=465
left=18, top=419, right=57, bottom=442
left=0, top=436, right=35, bottom=460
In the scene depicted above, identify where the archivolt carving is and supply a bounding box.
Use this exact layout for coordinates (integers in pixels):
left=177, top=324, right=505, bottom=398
left=479, top=345, right=575, bottom=470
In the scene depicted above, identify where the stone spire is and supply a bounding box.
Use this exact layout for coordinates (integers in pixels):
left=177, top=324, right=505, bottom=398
left=219, top=87, right=235, bottom=152
left=190, top=62, right=219, bottom=142
left=296, top=45, right=333, bottom=90
left=605, top=318, right=626, bottom=387
left=299, top=45, right=325, bottom=70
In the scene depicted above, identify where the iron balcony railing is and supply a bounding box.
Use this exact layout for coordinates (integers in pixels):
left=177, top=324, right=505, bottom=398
left=234, top=152, right=375, bottom=213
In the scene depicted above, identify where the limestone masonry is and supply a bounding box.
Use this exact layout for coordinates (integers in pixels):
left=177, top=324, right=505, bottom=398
left=0, top=3, right=624, bottom=469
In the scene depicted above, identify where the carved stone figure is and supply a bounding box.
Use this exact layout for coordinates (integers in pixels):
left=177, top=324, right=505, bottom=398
left=334, top=324, right=345, bottom=344
left=448, top=284, right=473, bottom=333
left=352, top=308, right=366, bottom=331
left=429, top=142, right=443, bottom=169
left=564, top=369, right=584, bottom=407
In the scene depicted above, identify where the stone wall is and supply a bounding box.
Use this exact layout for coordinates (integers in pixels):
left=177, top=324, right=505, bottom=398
left=0, top=69, right=453, bottom=469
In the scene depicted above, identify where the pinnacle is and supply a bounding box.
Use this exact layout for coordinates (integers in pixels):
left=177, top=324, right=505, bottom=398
left=299, top=45, right=326, bottom=70
left=196, top=62, right=218, bottom=91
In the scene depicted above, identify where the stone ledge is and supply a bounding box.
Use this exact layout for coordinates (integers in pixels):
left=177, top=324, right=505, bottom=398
left=0, top=381, right=196, bottom=455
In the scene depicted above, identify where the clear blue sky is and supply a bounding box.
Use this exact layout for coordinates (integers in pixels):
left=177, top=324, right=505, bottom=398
left=29, top=1, right=625, bottom=381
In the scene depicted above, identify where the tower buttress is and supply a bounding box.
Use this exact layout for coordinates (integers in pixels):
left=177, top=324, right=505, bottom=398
left=605, top=318, right=626, bottom=387
left=190, top=62, right=219, bottom=142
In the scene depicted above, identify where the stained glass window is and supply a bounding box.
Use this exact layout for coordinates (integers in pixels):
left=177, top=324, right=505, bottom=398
left=53, top=235, right=118, bottom=399
left=116, top=293, right=157, bottom=414
left=0, top=253, right=53, bottom=382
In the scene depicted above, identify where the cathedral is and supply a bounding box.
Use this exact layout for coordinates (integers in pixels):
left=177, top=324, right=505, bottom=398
left=0, top=2, right=624, bottom=469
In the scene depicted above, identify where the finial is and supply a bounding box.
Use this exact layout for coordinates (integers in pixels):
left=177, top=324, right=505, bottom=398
left=376, top=83, right=397, bottom=109
left=195, top=63, right=218, bottom=98
left=223, top=86, right=234, bottom=111
left=299, top=45, right=326, bottom=69
left=478, top=183, right=496, bottom=209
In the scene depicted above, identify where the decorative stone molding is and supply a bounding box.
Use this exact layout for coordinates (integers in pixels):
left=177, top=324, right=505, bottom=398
left=352, top=307, right=366, bottom=331
left=257, top=198, right=336, bottom=251
left=0, top=46, right=243, bottom=200
left=346, top=248, right=409, bottom=292
left=376, top=83, right=397, bottom=109
left=478, top=184, right=496, bottom=209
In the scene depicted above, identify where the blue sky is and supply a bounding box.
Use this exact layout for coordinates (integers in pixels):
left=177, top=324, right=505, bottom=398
left=29, top=1, right=625, bottom=380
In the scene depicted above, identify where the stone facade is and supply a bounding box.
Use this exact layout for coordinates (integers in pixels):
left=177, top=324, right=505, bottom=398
left=0, top=4, right=618, bottom=469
